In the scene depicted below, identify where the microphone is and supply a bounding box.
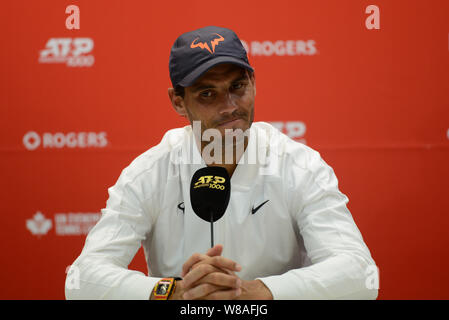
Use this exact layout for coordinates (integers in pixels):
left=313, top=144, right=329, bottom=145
left=190, top=166, right=231, bottom=248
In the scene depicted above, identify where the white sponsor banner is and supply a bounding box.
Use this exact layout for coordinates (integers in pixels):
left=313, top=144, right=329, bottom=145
left=26, top=211, right=101, bottom=236
left=23, top=131, right=108, bottom=150
left=54, top=213, right=101, bottom=236
left=241, top=40, right=317, bottom=56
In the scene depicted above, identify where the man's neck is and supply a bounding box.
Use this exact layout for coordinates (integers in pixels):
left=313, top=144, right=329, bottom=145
left=201, top=138, right=249, bottom=178
left=208, top=162, right=238, bottom=178
left=193, top=126, right=251, bottom=178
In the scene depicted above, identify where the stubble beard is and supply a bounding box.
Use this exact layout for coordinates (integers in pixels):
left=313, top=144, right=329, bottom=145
left=189, top=106, right=254, bottom=166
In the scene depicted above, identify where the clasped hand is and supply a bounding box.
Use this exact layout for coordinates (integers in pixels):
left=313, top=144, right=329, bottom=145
left=176, top=244, right=243, bottom=300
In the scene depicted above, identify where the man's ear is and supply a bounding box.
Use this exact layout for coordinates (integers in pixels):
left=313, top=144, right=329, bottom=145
left=168, top=88, right=187, bottom=117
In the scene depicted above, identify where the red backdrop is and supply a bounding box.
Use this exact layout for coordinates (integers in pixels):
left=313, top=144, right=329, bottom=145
left=1, top=0, right=448, bottom=299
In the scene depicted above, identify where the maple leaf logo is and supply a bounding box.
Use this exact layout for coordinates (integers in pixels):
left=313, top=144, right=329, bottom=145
left=26, top=211, right=52, bottom=236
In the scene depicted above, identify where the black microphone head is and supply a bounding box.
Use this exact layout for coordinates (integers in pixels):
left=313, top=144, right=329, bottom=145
left=190, top=166, right=231, bottom=223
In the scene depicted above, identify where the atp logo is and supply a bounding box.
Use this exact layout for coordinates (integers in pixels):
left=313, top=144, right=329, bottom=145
left=38, top=38, right=94, bottom=67
left=190, top=33, right=224, bottom=54
left=269, top=121, right=307, bottom=144
left=194, top=175, right=226, bottom=190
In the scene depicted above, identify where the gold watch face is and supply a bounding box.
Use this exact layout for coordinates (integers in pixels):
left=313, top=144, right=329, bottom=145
left=156, top=283, right=170, bottom=295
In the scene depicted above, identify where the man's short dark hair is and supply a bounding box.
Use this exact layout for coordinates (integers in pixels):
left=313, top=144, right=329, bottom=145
left=174, top=85, right=185, bottom=98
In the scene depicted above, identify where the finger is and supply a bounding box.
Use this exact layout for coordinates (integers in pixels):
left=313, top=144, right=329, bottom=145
left=181, top=245, right=225, bottom=277
left=183, top=281, right=242, bottom=300
left=184, top=256, right=241, bottom=286
left=183, top=262, right=241, bottom=290
left=205, top=244, right=223, bottom=257
left=183, top=283, right=222, bottom=300
left=181, top=253, right=209, bottom=278
left=183, top=263, right=218, bottom=288
left=203, top=288, right=242, bottom=300
left=199, top=272, right=242, bottom=289
left=193, top=256, right=242, bottom=274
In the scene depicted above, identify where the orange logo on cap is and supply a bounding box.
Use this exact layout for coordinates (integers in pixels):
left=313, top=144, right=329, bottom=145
left=190, top=33, right=224, bottom=54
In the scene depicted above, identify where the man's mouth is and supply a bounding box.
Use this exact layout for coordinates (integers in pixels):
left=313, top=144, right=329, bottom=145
left=217, top=118, right=243, bottom=127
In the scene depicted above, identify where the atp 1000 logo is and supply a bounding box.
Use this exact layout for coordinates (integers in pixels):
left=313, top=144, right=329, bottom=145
left=194, top=175, right=226, bottom=190
left=38, top=38, right=94, bottom=67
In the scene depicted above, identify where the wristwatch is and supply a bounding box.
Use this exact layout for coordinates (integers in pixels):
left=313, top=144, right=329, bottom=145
left=153, top=277, right=182, bottom=300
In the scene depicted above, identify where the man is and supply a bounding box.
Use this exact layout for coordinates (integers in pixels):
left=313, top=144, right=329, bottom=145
left=65, top=26, right=379, bottom=300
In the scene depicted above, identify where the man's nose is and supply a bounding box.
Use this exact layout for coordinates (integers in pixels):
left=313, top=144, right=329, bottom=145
left=218, top=92, right=238, bottom=115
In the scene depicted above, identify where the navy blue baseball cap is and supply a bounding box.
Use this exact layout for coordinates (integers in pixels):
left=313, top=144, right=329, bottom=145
left=169, top=26, right=254, bottom=88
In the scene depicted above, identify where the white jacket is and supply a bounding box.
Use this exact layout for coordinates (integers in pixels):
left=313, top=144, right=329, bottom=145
left=65, top=122, right=379, bottom=300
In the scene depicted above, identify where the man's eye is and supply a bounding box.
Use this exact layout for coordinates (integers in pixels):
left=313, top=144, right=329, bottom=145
left=200, top=91, right=213, bottom=98
left=232, top=82, right=248, bottom=91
